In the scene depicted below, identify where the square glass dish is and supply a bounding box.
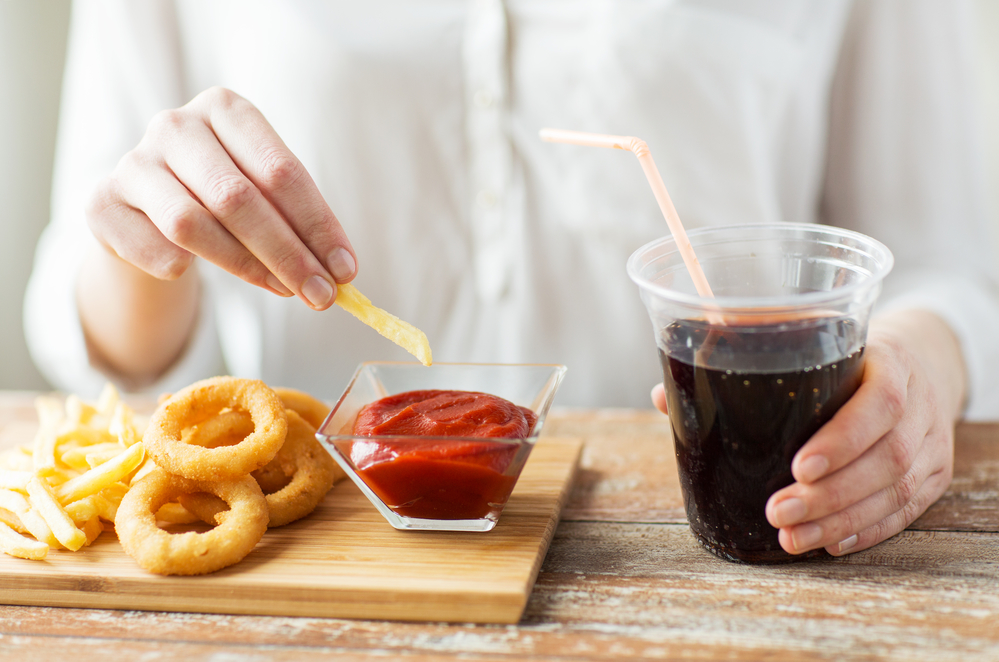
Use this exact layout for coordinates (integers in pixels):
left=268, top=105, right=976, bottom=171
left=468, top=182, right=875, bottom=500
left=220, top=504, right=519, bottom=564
left=315, top=362, right=567, bottom=532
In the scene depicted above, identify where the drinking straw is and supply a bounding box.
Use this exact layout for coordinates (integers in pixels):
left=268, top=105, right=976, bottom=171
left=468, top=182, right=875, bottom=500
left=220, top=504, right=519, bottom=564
left=539, top=128, right=715, bottom=300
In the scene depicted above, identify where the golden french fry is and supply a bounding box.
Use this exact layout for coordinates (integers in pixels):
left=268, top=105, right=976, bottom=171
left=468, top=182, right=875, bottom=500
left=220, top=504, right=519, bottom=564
left=97, top=484, right=127, bottom=522
left=80, top=516, right=103, bottom=546
left=64, top=493, right=107, bottom=524
left=101, top=481, right=129, bottom=501
left=54, top=443, right=144, bottom=505
left=0, top=489, right=57, bottom=547
left=41, top=469, right=74, bottom=487
left=128, top=457, right=157, bottom=486
left=0, top=447, right=32, bottom=471
left=32, top=395, right=64, bottom=474
left=27, top=477, right=87, bottom=551
left=0, top=469, right=32, bottom=491
left=56, top=426, right=116, bottom=448
left=65, top=394, right=98, bottom=426
left=59, top=442, right=124, bottom=471
left=335, top=283, right=432, bottom=366
left=0, top=506, right=25, bottom=533
left=0, top=383, right=150, bottom=560
left=96, top=382, right=120, bottom=418
left=0, top=521, right=48, bottom=560
left=86, top=446, right=131, bottom=469
left=109, top=401, right=140, bottom=447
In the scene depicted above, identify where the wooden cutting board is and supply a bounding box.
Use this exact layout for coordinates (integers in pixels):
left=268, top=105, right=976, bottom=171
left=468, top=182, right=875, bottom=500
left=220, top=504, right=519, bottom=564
left=0, top=436, right=582, bottom=624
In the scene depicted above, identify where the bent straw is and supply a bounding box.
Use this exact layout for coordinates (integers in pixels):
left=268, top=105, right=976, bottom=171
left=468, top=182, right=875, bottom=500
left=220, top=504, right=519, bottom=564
left=539, top=128, right=716, bottom=301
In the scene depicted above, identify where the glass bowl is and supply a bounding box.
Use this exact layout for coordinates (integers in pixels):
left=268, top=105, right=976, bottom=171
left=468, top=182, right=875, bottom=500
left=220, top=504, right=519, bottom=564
left=315, top=362, right=567, bottom=532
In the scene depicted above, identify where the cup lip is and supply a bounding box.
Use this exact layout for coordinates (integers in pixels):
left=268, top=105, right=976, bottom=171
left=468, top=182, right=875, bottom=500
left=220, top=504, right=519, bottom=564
left=626, top=222, right=895, bottom=310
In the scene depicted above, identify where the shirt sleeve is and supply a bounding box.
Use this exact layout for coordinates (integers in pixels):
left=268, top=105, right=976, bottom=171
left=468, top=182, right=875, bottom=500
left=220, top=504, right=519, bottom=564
left=23, top=0, right=225, bottom=398
left=822, top=0, right=999, bottom=420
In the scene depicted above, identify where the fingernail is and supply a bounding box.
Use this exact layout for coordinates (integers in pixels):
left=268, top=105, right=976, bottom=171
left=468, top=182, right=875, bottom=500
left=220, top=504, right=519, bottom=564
left=772, top=497, right=807, bottom=527
left=265, top=274, right=293, bottom=297
left=835, top=534, right=858, bottom=555
left=797, top=455, right=829, bottom=483
left=326, top=247, right=356, bottom=282
left=791, top=523, right=823, bottom=552
left=302, top=275, right=334, bottom=308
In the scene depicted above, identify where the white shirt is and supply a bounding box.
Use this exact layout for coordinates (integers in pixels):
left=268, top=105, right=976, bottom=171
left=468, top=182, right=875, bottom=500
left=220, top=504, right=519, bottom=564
left=25, top=0, right=999, bottom=418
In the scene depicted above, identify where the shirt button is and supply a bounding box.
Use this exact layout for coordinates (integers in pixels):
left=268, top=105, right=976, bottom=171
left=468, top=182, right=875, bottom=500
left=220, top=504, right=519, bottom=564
left=476, top=189, right=497, bottom=209
left=473, top=89, right=493, bottom=108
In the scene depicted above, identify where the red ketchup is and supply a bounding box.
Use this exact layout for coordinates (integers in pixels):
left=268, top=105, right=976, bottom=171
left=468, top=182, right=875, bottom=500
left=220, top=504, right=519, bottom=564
left=350, top=390, right=537, bottom=519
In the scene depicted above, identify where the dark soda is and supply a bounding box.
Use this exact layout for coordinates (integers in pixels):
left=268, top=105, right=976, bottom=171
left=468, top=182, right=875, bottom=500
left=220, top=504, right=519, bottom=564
left=659, top=317, right=865, bottom=563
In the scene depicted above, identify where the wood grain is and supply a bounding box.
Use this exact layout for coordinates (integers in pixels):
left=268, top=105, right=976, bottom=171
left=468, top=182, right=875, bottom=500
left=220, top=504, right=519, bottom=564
left=2, top=525, right=997, bottom=661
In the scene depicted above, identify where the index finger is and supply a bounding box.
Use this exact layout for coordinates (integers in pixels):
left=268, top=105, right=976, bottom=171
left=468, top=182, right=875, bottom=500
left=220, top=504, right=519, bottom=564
left=789, top=343, right=909, bottom=485
left=189, top=88, right=357, bottom=284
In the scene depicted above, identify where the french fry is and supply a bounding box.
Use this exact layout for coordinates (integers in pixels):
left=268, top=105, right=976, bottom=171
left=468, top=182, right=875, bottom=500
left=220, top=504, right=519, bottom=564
left=40, top=468, right=74, bottom=487
left=56, top=426, right=116, bottom=448
left=0, top=489, right=58, bottom=547
left=26, top=477, right=87, bottom=551
left=0, top=384, right=150, bottom=559
left=96, top=382, right=120, bottom=418
left=0, top=469, right=32, bottom=491
left=101, top=481, right=129, bottom=502
left=64, top=394, right=98, bottom=426
left=0, top=521, right=48, bottom=560
left=86, top=448, right=130, bottom=469
left=335, top=283, right=432, bottom=366
left=98, top=484, right=127, bottom=522
left=0, top=447, right=32, bottom=471
left=128, top=458, right=157, bottom=486
left=0, top=506, right=25, bottom=533
left=64, top=493, right=108, bottom=524
left=80, top=516, right=103, bottom=547
left=109, top=401, right=140, bottom=447
left=54, top=443, right=144, bottom=505
left=59, top=442, right=123, bottom=471
left=32, top=395, right=64, bottom=474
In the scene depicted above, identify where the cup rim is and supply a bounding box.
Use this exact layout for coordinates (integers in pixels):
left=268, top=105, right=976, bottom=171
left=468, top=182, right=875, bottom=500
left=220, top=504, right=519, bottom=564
left=626, top=222, right=894, bottom=310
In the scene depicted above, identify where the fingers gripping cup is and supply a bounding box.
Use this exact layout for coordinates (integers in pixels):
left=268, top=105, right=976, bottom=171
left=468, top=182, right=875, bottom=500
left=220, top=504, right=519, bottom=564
left=627, top=223, right=893, bottom=564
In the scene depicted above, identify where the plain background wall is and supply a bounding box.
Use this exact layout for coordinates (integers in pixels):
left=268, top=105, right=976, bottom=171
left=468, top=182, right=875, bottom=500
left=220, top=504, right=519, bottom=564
left=978, top=0, right=999, bottom=261
left=0, top=1, right=998, bottom=391
left=0, top=0, right=71, bottom=391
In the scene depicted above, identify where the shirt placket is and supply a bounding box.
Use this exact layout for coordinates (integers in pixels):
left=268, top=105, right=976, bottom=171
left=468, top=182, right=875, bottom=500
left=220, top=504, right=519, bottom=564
left=463, top=0, right=513, bottom=301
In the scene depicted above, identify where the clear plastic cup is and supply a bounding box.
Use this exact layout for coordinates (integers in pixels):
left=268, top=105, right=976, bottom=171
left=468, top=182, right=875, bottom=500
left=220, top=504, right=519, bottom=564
left=627, top=223, right=894, bottom=563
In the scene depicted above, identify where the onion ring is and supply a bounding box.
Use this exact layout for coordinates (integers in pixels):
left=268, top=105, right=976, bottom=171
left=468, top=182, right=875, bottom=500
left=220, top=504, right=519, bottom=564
left=180, top=410, right=338, bottom=527
left=154, top=502, right=202, bottom=525
left=182, top=409, right=255, bottom=449
left=115, top=467, right=268, bottom=575
left=179, top=409, right=295, bottom=493
left=273, top=387, right=331, bottom=430
left=144, top=377, right=287, bottom=481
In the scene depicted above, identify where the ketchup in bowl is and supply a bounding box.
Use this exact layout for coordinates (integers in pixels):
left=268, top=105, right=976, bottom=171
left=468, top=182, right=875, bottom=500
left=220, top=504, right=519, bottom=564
left=349, top=390, right=537, bottom=520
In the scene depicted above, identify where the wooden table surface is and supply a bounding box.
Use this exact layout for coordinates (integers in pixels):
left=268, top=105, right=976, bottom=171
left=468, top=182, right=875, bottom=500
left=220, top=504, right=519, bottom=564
left=1, top=393, right=997, bottom=661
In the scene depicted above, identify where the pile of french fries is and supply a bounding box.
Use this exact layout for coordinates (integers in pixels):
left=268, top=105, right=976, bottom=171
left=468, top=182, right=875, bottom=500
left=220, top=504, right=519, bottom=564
left=0, top=384, right=146, bottom=560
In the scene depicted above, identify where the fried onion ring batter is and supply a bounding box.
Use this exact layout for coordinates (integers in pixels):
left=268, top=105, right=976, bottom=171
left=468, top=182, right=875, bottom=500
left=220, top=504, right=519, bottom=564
left=144, top=377, right=287, bottom=481
left=115, top=468, right=268, bottom=575
left=181, top=410, right=338, bottom=527
left=273, top=387, right=331, bottom=430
